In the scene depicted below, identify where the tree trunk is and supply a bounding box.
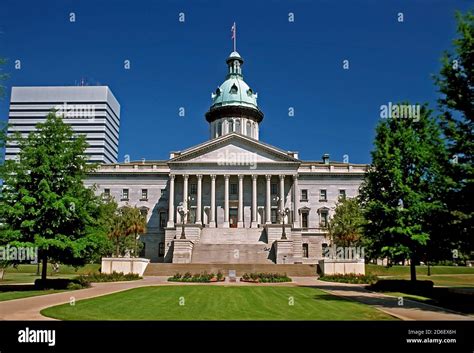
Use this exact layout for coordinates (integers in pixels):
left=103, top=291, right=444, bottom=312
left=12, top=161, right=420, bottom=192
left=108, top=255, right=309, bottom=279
left=410, top=255, right=417, bottom=282
left=41, top=253, right=48, bottom=282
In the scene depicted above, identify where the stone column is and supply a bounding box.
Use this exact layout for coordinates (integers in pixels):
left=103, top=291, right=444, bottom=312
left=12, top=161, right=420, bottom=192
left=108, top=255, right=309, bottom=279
left=182, top=174, right=188, bottom=224
left=210, top=174, right=216, bottom=227
left=238, top=174, right=244, bottom=228
left=167, top=174, right=175, bottom=228
left=223, top=174, right=230, bottom=228
left=265, top=174, right=272, bottom=224
left=293, top=174, right=300, bottom=228
left=196, top=174, right=202, bottom=225
left=279, top=175, right=285, bottom=222
left=251, top=175, right=258, bottom=228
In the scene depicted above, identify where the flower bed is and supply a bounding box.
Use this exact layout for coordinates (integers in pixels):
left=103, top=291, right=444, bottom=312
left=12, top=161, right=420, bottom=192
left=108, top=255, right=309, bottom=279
left=319, top=273, right=378, bottom=284
left=240, top=273, right=292, bottom=283
left=168, top=271, right=225, bottom=283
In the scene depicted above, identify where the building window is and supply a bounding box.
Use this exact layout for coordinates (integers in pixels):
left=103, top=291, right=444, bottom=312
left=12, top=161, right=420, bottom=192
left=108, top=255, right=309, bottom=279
left=228, top=119, right=234, bottom=132
left=339, top=189, right=346, bottom=200
left=230, top=183, right=238, bottom=195
left=301, top=189, right=308, bottom=201
left=230, top=83, right=238, bottom=94
left=159, top=242, right=165, bottom=257
left=141, top=189, right=148, bottom=200
left=319, top=189, right=327, bottom=201
left=190, top=183, right=197, bottom=195
left=235, top=119, right=241, bottom=133
left=320, top=211, right=328, bottom=228
left=217, top=122, right=222, bottom=136
left=302, top=212, right=308, bottom=229
left=139, top=207, right=148, bottom=218
left=271, top=183, right=278, bottom=195
left=271, top=209, right=278, bottom=224
left=246, top=121, right=252, bottom=137
left=121, top=188, right=129, bottom=201
left=103, top=188, right=110, bottom=199
left=159, top=212, right=167, bottom=229
left=302, top=243, right=309, bottom=258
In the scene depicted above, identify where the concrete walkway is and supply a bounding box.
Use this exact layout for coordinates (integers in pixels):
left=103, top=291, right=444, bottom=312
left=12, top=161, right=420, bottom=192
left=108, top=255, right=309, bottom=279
left=293, top=277, right=473, bottom=321
left=0, top=276, right=472, bottom=321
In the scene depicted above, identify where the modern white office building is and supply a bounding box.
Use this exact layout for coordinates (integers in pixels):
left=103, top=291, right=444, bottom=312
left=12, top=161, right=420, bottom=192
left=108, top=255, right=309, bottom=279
left=6, top=86, right=120, bottom=163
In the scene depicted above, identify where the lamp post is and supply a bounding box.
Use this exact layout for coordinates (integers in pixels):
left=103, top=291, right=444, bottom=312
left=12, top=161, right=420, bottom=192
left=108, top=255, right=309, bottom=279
left=279, top=207, right=290, bottom=240
left=177, top=202, right=188, bottom=239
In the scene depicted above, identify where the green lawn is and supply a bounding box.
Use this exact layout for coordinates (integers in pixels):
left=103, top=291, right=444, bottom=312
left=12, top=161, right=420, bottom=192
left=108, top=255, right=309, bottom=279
left=0, top=289, right=65, bottom=302
left=42, top=285, right=395, bottom=321
left=1, top=264, right=100, bottom=284
left=366, top=265, right=474, bottom=287
left=366, top=264, right=474, bottom=276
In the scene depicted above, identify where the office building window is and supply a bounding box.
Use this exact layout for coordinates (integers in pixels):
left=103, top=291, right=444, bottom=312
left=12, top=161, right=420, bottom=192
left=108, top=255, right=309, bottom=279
left=319, top=189, right=327, bottom=201
left=301, top=189, right=308, bottom=201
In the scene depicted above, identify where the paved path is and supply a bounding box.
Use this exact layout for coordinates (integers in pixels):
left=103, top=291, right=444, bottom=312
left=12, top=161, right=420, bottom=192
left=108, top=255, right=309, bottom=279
left=293, top=277, right=473, bottom=321
left=0, top=276, right=472, bottom=321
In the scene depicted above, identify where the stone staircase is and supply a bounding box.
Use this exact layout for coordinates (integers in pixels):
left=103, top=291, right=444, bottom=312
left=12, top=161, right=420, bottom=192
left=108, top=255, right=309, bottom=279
left=144, top=263, right=318, bottom=277
left=198, top=227, right=266, bottom=244
left=191, top=243, right=273, bottom=263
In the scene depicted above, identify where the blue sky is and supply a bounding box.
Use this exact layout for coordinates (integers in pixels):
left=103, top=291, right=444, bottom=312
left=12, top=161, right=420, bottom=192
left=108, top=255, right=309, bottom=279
left=0, top=0, right=471, bottom=164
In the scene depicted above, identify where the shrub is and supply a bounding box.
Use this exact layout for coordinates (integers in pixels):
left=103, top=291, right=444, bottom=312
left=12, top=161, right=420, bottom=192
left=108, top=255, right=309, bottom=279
left=80, top=272, right=141, bottom=283
left=319, top=273, right=378, bottom=284
left=34, top=277, right=91, bottom=290
left=368, top=279, right=434, bottom=295
left=240, top=273, right=292, bottom=283
left=168, top=272, right=221, bottom=283
left=216, top=271, right=224, bottom=281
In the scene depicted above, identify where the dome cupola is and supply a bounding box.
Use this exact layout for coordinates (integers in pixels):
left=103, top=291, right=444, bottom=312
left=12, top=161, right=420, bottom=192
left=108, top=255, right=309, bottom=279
left=206, top=50, right=264, bottom=140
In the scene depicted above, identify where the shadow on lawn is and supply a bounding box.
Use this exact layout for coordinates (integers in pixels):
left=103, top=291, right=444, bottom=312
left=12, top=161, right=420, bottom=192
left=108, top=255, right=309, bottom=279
left=304, top=284, right=473, bottom=317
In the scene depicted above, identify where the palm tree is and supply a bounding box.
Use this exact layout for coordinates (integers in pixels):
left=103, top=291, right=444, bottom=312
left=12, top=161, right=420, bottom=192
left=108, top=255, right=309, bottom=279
left=123, top=207, right=147, bottom=257
left=108, top=212, right=125, bottom=257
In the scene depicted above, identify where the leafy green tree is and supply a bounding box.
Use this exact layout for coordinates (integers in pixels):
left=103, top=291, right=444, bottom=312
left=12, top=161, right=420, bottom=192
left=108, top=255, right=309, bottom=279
left=122, top=206, right=147, bottom=257
left=0, top=112, right=109, bottom=281
left=434, top=11, right=474, bottom=260
left=328, top=197, right=365, bottom=247
left=359, top=104, right=449, bottom=281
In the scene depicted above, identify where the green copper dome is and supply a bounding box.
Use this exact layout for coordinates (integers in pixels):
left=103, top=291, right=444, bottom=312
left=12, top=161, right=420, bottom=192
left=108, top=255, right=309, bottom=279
left=210, top=52, right=259, bottom=110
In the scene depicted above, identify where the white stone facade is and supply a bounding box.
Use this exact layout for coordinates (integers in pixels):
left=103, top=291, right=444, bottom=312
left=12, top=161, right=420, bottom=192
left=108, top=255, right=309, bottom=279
left=85, top=135, right=366, bottom=264
left=85, top=50, right=367, bottom=265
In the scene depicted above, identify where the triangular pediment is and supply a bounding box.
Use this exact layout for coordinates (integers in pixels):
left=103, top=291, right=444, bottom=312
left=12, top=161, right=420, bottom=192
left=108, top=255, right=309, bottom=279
left=169, top=133, right=299, bottom=164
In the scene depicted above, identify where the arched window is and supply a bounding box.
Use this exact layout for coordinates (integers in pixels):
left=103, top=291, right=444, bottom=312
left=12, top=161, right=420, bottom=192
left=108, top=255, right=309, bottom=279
left=228, top=119, right=234, bottom=133
left=246, top=121, right=252, bottom=137
left=217, top=121, right=222, bottom=136
left=230, top=84, right=238, bottom=94
left=235, top=119, right=241, bottom=134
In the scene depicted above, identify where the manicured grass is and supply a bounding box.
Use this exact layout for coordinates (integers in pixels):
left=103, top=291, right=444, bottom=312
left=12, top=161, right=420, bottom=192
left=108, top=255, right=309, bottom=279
left=366, top=265, right=474, bottom=287
left=2, top=264, right=100, bottom=284
left=41, top=285, right=395, bottom=320
left=366, top=264, right=474, bottom=276
left=0, top=289, right=65, bottom=302
left=382, top=292, right=433, bottom=303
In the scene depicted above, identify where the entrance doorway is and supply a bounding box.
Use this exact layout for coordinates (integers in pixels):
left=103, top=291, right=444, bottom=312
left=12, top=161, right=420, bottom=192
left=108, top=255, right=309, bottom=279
left=229, top=208, right=238, bottom=228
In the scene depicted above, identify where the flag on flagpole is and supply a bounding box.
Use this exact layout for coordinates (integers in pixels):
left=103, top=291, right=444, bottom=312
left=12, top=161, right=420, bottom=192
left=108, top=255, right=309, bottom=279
left=231, top=22, right=236, bottom=51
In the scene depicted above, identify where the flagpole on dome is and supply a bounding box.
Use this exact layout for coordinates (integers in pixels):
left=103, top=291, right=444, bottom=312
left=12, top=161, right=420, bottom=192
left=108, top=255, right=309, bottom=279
left=231, top=22, right=236, bottom=52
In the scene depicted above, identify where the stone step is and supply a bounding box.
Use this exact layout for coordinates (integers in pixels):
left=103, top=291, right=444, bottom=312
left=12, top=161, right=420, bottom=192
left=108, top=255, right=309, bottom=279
left=191, top=243, right=273, bottom=264
left=199, top=227, right=266, bottom=244
left=144, top=263, right=318, bottom=277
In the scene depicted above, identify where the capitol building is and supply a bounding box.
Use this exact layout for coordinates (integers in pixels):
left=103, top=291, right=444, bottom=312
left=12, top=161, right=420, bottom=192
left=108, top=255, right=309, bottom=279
left=86, top=50, right=367, bottom=265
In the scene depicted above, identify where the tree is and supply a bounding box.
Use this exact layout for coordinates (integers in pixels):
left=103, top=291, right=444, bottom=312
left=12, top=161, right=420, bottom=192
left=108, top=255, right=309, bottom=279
left=122, top=206, right=147, bottom=257
left=434, top=11, right=474, bottom=261
left=106, top=206, right=146, bottom=257
left=328, top=197, right=365, bottom=247
left=359, top=104, right=449, bottom=281
left=0, top=112, right=109, bottom=281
